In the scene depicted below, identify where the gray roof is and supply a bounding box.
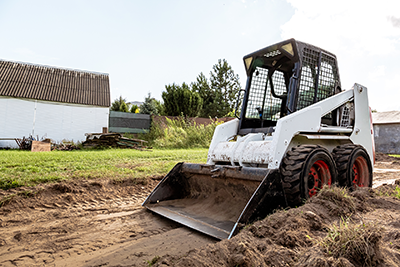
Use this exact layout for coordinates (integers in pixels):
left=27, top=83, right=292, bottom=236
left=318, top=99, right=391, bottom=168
left=0, top=59, right=110, bottom=107
left=372, top=111, right=400, bottom=124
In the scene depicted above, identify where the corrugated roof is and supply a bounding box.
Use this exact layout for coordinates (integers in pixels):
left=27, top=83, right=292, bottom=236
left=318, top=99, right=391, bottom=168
left=372, top=111, right=400, bottom=124
left=0, top=59, right=110, bottom=107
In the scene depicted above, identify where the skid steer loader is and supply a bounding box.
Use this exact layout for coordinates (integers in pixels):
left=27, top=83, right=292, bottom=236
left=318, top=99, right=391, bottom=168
left=143, top=39, right=374, bottom=240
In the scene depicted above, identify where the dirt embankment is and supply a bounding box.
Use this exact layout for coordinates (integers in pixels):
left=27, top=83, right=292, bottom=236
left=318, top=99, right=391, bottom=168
left=156, top=185, right=400, bottom=267
left=1, top=154, right=400, bottom=266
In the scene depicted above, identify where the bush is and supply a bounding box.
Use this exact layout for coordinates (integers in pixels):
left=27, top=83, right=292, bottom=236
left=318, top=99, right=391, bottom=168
left=139, top=117, right=221, bottom=149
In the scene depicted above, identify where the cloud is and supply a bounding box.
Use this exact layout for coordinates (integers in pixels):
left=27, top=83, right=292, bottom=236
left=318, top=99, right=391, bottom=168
left=281, top=0, right=400, bottom=112
left=281, top=0, right=400, bottom=56
left=388, top=16, right=400, bottom=28
left=368, top=65, right=386, bottom=82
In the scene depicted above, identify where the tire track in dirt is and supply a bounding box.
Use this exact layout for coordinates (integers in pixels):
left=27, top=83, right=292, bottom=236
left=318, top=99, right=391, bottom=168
left=0, top=179, right=216, bottom=267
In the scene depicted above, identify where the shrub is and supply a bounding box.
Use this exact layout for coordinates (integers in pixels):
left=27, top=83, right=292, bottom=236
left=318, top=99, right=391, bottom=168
left=139, top=117, right=221, bottom=149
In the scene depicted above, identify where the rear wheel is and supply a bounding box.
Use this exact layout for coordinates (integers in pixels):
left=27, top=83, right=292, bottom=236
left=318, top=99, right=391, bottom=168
left=333, top=144, right=373, bottom=189
left=280, top=145, right=337, bottom=207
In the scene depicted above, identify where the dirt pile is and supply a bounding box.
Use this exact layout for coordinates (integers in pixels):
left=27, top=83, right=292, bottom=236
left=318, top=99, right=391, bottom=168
left=375, top=152, right=398, bottom=162
left=1, top=158, right=400, bottom=266
left=156, top=186, right=400, bottom=267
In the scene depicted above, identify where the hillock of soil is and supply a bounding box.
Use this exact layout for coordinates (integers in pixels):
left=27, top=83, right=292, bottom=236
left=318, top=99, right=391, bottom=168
left=156, top=185, right=400, bottom=267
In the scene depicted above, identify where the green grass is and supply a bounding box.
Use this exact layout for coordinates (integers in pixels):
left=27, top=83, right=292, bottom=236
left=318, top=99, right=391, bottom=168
left=392, top=186, right=400, bottom=199
left=0, top=148, right=208, bottom=190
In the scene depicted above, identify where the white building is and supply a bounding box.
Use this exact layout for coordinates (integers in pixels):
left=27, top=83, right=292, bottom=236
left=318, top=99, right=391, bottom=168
left=0, top=60, right=110, bottom=148
left=372, top=111, right=400, bottom=154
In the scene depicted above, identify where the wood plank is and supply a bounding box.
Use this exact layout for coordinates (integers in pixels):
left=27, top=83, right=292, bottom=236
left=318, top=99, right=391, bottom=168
left=31, top=141, right=51, bottom=152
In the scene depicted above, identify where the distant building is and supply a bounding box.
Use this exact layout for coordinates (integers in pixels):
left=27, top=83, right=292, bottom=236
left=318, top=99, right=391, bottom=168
left=128, top=101, right=143, bottom=107
left=0, top=59, right=110, bottom=148
left=372, top=111, right=400, bottom=154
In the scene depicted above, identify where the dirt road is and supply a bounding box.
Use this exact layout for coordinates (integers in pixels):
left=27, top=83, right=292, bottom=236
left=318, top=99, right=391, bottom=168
left=0, top=179, right=216, bottom=267
left=1, top=155, right=400, bottom=266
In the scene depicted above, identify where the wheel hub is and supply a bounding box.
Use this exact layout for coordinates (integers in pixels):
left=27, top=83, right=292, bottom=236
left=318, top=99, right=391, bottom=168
left=352, top=156, right=369, bottom=188
left=308, top=160, right=331, bottom=197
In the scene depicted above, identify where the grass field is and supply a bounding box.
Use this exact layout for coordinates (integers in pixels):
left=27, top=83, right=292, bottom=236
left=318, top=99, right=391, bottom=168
left=0, top=148, right=208, bottom=190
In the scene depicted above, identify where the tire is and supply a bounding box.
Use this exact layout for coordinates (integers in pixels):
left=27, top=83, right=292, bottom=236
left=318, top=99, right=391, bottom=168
left=280, top=145, right=337, bottom=207
left=333, top=144, right=373, bottom=189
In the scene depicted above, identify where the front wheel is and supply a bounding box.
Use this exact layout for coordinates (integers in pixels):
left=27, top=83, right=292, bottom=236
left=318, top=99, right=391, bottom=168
left=280, top=145, right=338, bottom=207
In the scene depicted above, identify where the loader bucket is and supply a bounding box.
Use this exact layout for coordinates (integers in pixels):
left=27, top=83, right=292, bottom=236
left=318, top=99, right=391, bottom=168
left=142, top=163, right=287, bottom=240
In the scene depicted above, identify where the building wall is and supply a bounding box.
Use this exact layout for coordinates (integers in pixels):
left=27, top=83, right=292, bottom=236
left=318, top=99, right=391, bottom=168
left=373, top=123, right=400, bottom=154
left=0, top=97, right=109, bottom=148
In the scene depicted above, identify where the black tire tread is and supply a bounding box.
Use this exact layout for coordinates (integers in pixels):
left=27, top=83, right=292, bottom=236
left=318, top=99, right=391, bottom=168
left=332, top=144, right=372, bottom=188
left=280, top=144, right=334, bottom=207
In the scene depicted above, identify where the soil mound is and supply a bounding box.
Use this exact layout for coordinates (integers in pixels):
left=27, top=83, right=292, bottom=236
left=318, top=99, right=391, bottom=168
left=375, top=152, right=398, bottom=162
left=155, top=186, right=400, bottom=267
left=0, top=177, right=156, bottom=212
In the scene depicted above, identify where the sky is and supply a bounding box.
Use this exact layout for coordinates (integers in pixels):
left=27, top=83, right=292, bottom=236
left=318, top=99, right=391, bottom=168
left=0, top=0, right=399, bottom=112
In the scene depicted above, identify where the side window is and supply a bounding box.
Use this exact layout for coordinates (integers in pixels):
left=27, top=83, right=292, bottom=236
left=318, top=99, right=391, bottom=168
left=297, top=48, right=338, bottom=112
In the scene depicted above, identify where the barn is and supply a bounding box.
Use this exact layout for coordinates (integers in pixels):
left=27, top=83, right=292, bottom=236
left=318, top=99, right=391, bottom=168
left=0, top=59, right=110, bottom=148
left=372, top=111, right=400, bottom=154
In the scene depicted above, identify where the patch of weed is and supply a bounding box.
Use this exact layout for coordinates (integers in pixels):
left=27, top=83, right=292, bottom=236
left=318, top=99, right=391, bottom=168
left=146, top=255, right=160, bottom=266
left=319, top=217, right=383, bottom=266
left=0, top=194, right=16, bottom=207
left=139, top=117, right=222, bottom=149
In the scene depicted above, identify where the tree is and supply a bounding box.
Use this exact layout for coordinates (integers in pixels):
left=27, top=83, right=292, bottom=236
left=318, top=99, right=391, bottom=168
left=192, top=60, right=241, bottom=118
left=119, top=101, right=129, bottom=112
left=191, top=73, right=217, bottom=117
left=162, top=82, right=203, bottom=117
left=140, top=93, right=160, bottom=115
left=153, top=99, right=165, bottom=116
left=209, top=59, right=241, bottom=117
left=130, top=104, right=139, bottom=113
left=110, top=96, right=129, bottom=112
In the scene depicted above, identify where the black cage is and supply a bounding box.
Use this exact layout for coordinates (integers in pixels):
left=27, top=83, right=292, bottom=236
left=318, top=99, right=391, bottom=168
left=239, top=39, right=341, bottom=135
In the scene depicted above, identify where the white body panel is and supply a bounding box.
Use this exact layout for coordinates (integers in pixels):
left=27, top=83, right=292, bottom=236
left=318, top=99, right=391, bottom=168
left=0, top=97, right=109, bottom=148
left=208, top=84, right=373, bottom=169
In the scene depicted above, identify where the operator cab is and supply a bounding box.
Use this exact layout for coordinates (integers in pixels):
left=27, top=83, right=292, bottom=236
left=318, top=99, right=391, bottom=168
left=238, top=39, right=341, bottom=135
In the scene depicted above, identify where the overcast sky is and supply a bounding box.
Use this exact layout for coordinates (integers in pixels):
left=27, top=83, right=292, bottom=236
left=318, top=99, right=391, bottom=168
left=0, top=0, right=399, bottom=112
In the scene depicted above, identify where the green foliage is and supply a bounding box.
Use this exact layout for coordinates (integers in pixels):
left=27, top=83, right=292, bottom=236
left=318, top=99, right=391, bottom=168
left=153, top=99, right=165, bottom=115
left=139, top=117, right=221, bottom=149
left=394, top=186, right=400, bottom=199
left=377, top=185, right=400, bottom=199
left=130, top=104, right=139, bottom=113
left=0, top=149, right=208, bottom=189
left=146, top=256, right=160, bottom=266
left=191, top=60, right=241, bottom=118
left=209, top=59, right=241, bottom=116
left=111, top=96, right=129, bottom=112
left=191, top=72, right=215, bottom=117
left=140, top=93, right=160, bottom=115
left=162, top=83, right=203, bottom=117
left=119, top=101, right=129, bottom=112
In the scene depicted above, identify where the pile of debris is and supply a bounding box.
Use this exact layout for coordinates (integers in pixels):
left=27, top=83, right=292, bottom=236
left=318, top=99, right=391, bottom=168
left=82, top=133, right=148, bottom=150
left=52, top=143, right=80, bottom=151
